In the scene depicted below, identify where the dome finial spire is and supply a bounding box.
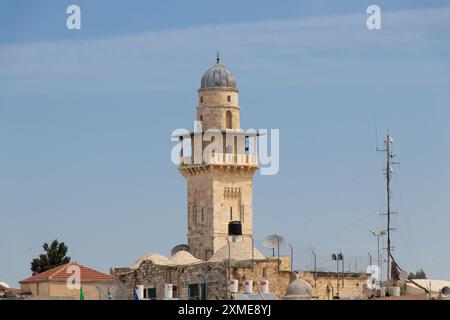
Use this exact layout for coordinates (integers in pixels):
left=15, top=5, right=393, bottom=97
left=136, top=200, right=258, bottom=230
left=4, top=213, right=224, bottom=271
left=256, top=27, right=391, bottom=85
left=216, top=52, right=220, bottom=64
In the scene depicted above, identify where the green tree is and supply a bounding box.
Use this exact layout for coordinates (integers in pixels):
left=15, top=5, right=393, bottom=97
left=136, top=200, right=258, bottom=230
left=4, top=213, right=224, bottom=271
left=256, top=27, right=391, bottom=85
left=31, top=240, right=71, bottom=275
left=408, top=268, right=427, bottom=280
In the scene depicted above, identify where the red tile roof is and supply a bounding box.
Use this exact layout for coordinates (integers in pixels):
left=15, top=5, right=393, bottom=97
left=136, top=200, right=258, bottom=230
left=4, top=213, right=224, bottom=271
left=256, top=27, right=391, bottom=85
left=5, top=287, right=30, bottom=294
left=20, top=262, right=117, bottom=284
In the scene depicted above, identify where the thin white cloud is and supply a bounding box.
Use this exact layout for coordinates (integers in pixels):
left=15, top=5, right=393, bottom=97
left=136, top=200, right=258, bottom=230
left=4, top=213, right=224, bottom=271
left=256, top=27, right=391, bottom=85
left=0, top=6, right=449, bottom=95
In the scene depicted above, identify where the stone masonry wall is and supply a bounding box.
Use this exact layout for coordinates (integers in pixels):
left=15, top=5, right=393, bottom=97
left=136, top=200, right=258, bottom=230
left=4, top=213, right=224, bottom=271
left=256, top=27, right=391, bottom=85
left=297, top=271, right=370, bottom=300
left=112, top=261, right=229, bottom=300
left=229, top=259, right=292, bottom=299
left=197, top=89, right=240, bottom=131
left=111, top=257, right=368, bottom=300
left=111, top=259, right=293, bottom=300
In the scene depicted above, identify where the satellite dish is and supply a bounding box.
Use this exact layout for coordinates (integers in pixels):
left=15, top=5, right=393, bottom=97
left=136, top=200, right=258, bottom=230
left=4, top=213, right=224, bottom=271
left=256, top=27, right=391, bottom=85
left=399, top=271, right=408, bottom=282
left=262, top=234, right=285, bottom=249
left=441, top=286, right=450, bottom=298
left=170, top=244, right=191, bottom=256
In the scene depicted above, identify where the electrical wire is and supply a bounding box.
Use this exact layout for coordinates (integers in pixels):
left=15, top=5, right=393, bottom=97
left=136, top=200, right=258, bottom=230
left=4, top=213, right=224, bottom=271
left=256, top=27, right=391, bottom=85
left=302, top=152, right=383, bottom=229
left=320, top=210, right=375, bottom=242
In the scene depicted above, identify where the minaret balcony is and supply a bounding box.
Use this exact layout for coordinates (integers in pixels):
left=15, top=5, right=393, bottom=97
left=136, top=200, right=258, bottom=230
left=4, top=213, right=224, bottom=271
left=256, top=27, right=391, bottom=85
left=180, top=153, right=258, bottom=167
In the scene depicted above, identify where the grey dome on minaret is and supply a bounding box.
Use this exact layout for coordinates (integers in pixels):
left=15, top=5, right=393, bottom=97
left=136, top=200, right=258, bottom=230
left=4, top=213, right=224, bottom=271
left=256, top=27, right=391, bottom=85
left=200, top=54, right=237, bottom=90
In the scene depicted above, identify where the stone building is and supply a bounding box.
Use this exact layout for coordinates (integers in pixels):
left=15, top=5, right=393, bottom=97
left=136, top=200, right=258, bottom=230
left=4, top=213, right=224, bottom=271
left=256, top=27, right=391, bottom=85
left=111, top=253, right=369, bottom=300
left=112, top=251, right=292, bottom=300
left=0, top=281, right=27, bottom=299
left=19, top=262, right=123, bottom=300
left=111, top=57, right=370, bottom=300
left=297, top=271, right=370, bottom=300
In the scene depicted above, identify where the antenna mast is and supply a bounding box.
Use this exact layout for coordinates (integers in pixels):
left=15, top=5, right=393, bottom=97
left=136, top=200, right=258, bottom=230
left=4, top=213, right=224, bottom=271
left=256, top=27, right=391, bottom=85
left=378, top=129, right=398, bottom=280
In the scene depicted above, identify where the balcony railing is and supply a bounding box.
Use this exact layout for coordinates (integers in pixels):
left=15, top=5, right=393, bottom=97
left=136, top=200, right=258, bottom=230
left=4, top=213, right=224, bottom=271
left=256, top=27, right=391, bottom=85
left=180, top=153, right=258, bottom=166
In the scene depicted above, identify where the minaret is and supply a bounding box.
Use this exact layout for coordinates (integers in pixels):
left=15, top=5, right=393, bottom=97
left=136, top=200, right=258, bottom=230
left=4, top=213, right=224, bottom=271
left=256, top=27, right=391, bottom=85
left=178, top=56, right=259, bottom=260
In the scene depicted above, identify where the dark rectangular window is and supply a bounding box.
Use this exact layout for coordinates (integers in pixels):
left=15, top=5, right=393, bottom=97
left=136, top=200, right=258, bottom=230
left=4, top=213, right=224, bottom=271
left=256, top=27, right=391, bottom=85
left=144, top=287, right=157, bottom=300
left=188, top=283, right=208, bottom=300
left=205, top=250, right=213, bottom=260
left=230, top=207, right=233, bottom=220
left=201, top=207, right=204, bottom=221
left=188, top=283, right=200, bottom=300
left=173, top=286, right=178, bottom=298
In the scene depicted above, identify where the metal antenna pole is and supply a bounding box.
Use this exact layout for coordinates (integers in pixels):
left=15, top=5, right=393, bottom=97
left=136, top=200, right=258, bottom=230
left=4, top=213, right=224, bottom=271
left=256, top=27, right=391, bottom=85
left=386, top=131, right=392, bottom=280
left=377, top=129, right=398, bottom=281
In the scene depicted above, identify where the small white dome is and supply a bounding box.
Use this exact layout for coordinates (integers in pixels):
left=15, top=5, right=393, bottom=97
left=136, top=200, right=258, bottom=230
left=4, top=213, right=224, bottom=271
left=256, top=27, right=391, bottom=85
left=283, top=279, right=315, bottom=300
left=131, top=253, right=173, bottom=269
left=208, top=241, right=265, bottom=262
left=170, top=251, right=202, bottom=265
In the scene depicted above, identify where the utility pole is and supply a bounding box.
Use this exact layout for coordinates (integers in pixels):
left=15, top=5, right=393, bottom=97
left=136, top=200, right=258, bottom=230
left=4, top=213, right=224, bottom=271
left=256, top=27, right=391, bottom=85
left=289, top=243, right=293, bottom=273
left=331, top=253, right=343, bottom=298
left=312, top=249, right=317, bottom=288
left=370, top=229, right=386, bottom=283
left=377, top=130, right=398, bottom=280
left=380, top=253, right=383, bottom=282
left=339, top=252, right=344, bottom=287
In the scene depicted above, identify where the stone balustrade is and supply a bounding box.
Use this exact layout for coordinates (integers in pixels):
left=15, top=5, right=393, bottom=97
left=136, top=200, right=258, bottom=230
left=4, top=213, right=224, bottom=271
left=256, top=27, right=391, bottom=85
left=180, top=152, right=258, bottom=166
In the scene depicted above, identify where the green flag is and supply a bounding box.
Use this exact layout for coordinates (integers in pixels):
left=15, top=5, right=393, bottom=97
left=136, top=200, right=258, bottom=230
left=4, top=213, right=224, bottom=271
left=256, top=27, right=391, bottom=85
left=80, top=286, right=84, bottom=300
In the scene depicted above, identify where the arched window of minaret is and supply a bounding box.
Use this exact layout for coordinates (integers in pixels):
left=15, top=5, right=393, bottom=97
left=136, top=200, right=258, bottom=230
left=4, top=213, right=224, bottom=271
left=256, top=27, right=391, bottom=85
left=227, top=95, right=231, bottom=102
left=230, top=207, right=233, bottom=220
left=226, top=110, right=232, bottom=129
left=200, top=96, right=203, bottom=103
left=193, top=205, right=197, bottom=224
left=199, top=115, right=203, bottom=122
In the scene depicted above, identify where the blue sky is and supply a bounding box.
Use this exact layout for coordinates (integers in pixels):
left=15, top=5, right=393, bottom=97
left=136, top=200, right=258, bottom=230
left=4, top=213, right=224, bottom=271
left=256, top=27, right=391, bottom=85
left=1, top=0, right=450, bottom=286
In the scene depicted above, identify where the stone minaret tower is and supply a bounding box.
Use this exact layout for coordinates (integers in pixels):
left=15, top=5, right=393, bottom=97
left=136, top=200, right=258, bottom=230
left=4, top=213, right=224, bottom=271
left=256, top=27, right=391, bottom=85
left=178, top=56, right=259, bottom=260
